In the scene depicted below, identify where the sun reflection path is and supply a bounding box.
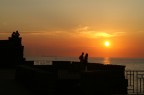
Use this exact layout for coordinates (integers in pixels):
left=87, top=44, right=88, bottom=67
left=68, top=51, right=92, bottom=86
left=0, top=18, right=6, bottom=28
left=103, top=57, right=110, bottom=64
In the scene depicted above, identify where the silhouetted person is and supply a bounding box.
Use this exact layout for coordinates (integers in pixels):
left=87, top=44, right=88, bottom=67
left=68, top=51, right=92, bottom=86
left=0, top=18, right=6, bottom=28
left=12, top=32, right=16, bottom=38
left=79, top=52, right=84, bottom=63
left=84, top=53, right=88, bottom=63
left=15, top=30, right=20, bottom=38
left=11, top=31, right=20, bottom=39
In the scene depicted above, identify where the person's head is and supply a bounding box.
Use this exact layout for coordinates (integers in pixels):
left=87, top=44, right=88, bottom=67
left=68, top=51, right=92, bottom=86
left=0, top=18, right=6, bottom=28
left=82, top=52, right=84, bottom=55
left=86, top=53, right=88, bottom=56
left=16, top=30, right=18, bottom=33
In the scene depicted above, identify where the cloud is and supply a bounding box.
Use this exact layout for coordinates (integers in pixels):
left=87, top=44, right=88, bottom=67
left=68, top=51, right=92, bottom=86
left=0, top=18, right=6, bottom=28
left=94, top=32, right=114, bottom=38
left=75, top=26, right=126, bottom=38
left=113, top=32, right=126, bottom=36
left=0, top=26, right=126, bottom=39
left=0, top=32, right=10, bottom=34
left=0, top=31, right=48, bottom=36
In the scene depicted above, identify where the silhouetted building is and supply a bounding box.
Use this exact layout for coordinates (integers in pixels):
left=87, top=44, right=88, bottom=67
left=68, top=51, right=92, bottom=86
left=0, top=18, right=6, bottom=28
left=0, top=31, right=25, bottom=67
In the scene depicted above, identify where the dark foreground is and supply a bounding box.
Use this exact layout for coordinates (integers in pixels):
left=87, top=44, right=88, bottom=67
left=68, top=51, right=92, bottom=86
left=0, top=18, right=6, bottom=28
left=0, top=62, right=128, bottom=95
left=0, top=69, right=33, bottom=95
left=14, top=61, right=128, bottom=95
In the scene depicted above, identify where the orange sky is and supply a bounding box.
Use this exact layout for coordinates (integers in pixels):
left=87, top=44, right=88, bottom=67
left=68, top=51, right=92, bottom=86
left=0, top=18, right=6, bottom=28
left=0, top=0, right=144, bottom=58
left=1, top=29, right=144, bottom=58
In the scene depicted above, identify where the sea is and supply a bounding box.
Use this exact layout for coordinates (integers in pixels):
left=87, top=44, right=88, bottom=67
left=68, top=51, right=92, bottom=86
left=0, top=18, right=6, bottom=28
left=26, top=57, right=144, bottom=70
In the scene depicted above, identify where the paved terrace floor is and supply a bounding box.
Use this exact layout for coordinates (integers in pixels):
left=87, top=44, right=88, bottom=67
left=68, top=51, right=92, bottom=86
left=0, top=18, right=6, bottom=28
left=0, top=69, right=35, bottom=95
left=0, top=68, right=130, bottom=95
left=0, top=69, right=77, bottom=95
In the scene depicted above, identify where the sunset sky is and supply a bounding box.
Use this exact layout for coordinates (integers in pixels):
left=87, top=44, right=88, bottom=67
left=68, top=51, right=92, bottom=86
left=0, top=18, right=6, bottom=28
left=0, top=0, right=144, bottom=58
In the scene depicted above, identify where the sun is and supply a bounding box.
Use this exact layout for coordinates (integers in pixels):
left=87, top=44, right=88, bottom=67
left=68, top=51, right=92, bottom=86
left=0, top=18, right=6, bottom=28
left=104, top=41, right=110, bottom=47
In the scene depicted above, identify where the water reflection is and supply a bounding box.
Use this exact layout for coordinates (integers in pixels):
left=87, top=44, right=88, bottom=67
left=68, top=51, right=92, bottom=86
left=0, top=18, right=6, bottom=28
left=103, top=57, right=110, bottom=64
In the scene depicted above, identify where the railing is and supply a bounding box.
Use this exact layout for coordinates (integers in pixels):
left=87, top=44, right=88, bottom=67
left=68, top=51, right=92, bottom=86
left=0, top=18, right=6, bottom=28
left=34, top=60, right=52, bottom=65
left=125, top=70, right=144, bottom=95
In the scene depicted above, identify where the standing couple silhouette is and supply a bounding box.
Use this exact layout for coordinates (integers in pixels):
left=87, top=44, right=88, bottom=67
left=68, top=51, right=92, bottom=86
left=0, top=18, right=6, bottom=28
left=79, top=52, right=88, bottom=63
